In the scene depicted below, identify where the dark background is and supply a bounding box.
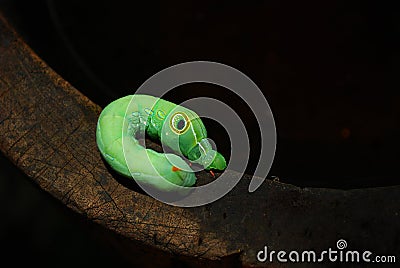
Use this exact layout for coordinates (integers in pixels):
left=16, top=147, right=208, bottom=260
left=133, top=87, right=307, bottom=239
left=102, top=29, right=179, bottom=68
left=0, top=0, right=399, bottom=266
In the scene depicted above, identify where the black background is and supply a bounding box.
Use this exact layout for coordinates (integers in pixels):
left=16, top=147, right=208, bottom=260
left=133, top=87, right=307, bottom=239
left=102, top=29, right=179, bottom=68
left=0, top=0, right=399, bottom=267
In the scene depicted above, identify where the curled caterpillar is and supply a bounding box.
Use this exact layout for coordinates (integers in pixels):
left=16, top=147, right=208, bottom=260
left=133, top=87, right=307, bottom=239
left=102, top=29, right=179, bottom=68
left=96, top=94, right=227, bottom=191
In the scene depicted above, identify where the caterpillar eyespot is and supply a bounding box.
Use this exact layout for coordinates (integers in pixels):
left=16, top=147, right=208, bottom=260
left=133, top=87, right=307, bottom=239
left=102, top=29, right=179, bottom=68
left=170, top=112, right=190, bottom=134
left=96, top=94, right=227, bottom=192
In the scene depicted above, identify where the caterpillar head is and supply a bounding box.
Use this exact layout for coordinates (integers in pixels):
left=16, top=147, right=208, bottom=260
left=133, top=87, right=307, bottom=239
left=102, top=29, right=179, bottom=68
left=161, top=108, right=227, bottom=171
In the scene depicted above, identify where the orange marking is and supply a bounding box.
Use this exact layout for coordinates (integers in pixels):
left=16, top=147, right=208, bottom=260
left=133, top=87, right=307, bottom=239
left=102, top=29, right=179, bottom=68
left=209, top=170, right=215, bottom=178
left=189, top=162, right=192, bottom=166
left=172, top=166, right=181, bottom=172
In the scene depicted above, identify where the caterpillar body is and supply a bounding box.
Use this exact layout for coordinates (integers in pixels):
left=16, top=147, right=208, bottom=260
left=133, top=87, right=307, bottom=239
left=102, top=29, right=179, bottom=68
left=96, top=94, right=227, bottom=191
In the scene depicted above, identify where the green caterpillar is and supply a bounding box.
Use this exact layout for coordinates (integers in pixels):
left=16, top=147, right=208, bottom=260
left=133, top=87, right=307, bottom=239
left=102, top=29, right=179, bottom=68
left=96, top=94, right=227, bottom=191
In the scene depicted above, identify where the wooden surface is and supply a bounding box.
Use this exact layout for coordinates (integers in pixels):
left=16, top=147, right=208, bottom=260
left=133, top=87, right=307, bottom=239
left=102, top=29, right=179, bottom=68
left=0, top=13, right=399, bottom=267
